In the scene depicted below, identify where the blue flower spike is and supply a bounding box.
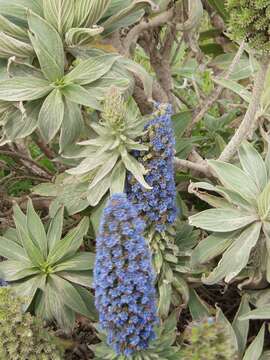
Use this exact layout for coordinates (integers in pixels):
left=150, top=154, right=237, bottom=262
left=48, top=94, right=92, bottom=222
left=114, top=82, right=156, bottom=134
left=94, top=193, right=158, bottom=356
left=127, top=103, right=178, bottom=232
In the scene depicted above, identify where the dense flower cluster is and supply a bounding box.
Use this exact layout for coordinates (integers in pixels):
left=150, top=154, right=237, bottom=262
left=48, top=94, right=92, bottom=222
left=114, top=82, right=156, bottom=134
left=94, top=193, right=158, bottom=356
left=227, top=0, right=270, bottom=53
left=127, top=103, right=178, bottom=232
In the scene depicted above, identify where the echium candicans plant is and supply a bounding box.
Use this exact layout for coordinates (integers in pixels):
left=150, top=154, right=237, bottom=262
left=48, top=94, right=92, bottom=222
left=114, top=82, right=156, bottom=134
left=94, top=193, right=158, bottom=356
left=189, top=141, right=270, bottom=287
left=0, top=199, right=97, bottom=329
left=66, top=88, right=151, bottom=207
left=0, top=0, right=156, bottom=148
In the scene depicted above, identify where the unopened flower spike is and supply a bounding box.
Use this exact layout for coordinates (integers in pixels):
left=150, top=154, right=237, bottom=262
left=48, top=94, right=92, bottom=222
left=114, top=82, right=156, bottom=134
left=94, top=193, right=158, bottom=356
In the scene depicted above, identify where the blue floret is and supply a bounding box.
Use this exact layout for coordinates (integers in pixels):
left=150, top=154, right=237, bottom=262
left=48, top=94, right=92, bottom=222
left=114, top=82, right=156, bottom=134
left=127, top=103, right=178, bottom=232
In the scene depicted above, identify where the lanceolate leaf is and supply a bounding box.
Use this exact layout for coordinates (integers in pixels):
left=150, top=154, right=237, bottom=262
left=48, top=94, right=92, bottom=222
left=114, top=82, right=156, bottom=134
left=89, top=152, right=119, bottom=189
left=48, top=217, right=89, bottom=264
left=232, top=295, right=250, bottom=357
left=53, top=252, right=95, bottom=272
left=204, top=222, right=262, bottom=284
left=74, top=0, right=110, bottom=27
left=64, top=55, right=118, bottom=85
left=0, top=0, right=43, bottom=21
left=191, top=231, right=237, bottom=265
left=47, top=206, right=64, bottom=251
left=87, top=174, right=111, bottom=207
left=27, top=199, right=47, bottom=257
left=189, top=208, right=257, bottom=232
left=0, top=14, right=28, bottom=40
left=243, top=324, right=265, bottom=360
left=50, top=274, right=94, bottom=319
left=43, top=0, right=74, bottom=35
left=121, top=151, right=151, bottom=189
left=0, top=32, right=33, bottom=58
left=208, top=160, right=259, bottom=202
left=0, top=76, right=51, bottom=101
left=0, top=236, right=28, bottom=262
left=238, top=141, right=268, bottom=193
left=38, top=89, right=64, bottom=142
left=59, top=99, right=84, bottom=152
left=28, top=11, right=65, bottom=82
left=61, top=83, right=102, bottom=110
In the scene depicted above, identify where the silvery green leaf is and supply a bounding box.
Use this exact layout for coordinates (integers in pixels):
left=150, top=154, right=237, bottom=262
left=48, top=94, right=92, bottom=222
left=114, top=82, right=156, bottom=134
left=26, top=199, right=47, bottom=257
left=0, top=0, right=43, bottom=21
left=74, top=0, right=111, bottom=27
left=188, top=288, right=210, bottom=320
left=172, top=274, right=189, bottom=304
left=65, top=26, right=104, bottom=46
left=240, top=307, right=270, bottom=320
left=0, top=31, right=34, bottom=58
left=67, top=152, right=109, bottom=175
left=204, top=222, right=262, bottom=284
left=110, top=161, right=126, bottom=194
left=215, top=186, right=254, bottom=212
left=50, top=274, right=94, bottom=319
left=189, top=182, right=233, bottom=208
left=0, top=76, right=51, bottom=101
left=213, top=78, right=252, bottom=103
left=119, top=57, right=153, bottom=100
left=189, top=208, right=257, bottom=232
left=4, top=100, right=40, bottom=140
left=232, top=295, right=250, bottom=357
left=47, top=206, right=64, bottom=251
left=121, top=151, right=151, bottom=189
left=0, top=260, right=39, bottom=282
left=43, top=0, right=74, bottom=35
left=101, top=0, right=159, bottom=34
left=258, top=182, right=270, bottom=220
left=85, top=75, right=131, bottom=100
left=59, top=100, right=83, bottom=153
left=0, top=14, right=28, bottom=40
left=38, top=89, right=64, bottom=142
left=238, top=141, right=268, bottom=193
left=89, top=152, right=119, bottom=189
left=208, top=160, right=259, bottom=202
left=53, top=252, right=95, bottom=272
left=48, top=217, right=89, bottom=264
left=0, top=236, right=28, bottom=262
left=158, top=282, right=172, bottom=318
left=64, top=55, right=118, bottom=85
left=59, top=271, right=93, bottom=288
left=61, top=83, right=102, bottom=110
left=87, top=174, right=111, bottom=207
left=191, top=231, right=238, bottom=265
left=216, top=307, right=239, bottom=353
left=243, top=324, right=265, bottom=360
left=28, top=11, right=65, bottom=82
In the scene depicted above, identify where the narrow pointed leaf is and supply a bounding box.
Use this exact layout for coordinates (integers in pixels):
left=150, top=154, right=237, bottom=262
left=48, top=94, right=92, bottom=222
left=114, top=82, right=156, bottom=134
left=48, top=217, right=89, bottom=264
left=38, top=89, right=64, bottom=142
left=59, top=100, right=83, bottom=152
left=243, top=324, right=265, bottom=360
left=28, top=11, right=65, bottom=81
left=61, top=84, right=102, bottom=110
left=232, top=295, right=250, bottom=357
left=50, top=275, right=94, bottom=319
left=43, top=0, right=74, bottom=35
left=0, top=31, right=33, bottom=58
left=53, top=252, right=95, bottom=272
left=64, top=55, right=117, bottom=85
left=87, top=175, right=111, bottom=207
left=121, top=151, right=151, bottom=189
left=27, top=199, right=47, bottom=257
left=0, top=236, right=28, bottom=262
left=208, top=160, right=259, bottom=202
left=0, top=77, right=51, bottom=101
left=238, top=141, right=267, bottom=193
left=204, top=222, right=262, bottom=284
left=189, top=208, right=257, bottom=232
left=89, top=153, right=119, bottom=189
left=47, top=206, right=64, bottom=251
